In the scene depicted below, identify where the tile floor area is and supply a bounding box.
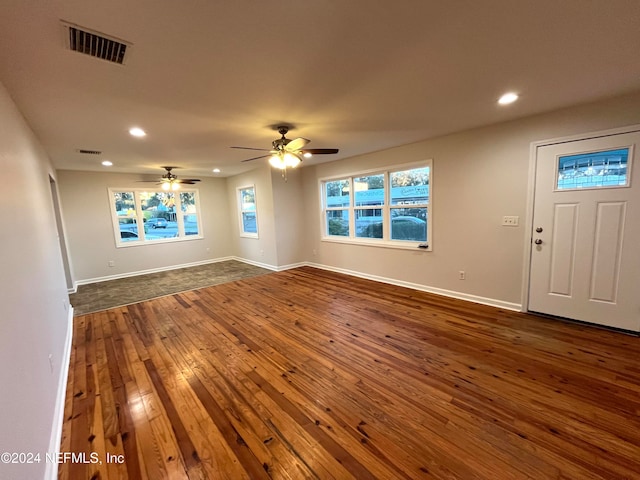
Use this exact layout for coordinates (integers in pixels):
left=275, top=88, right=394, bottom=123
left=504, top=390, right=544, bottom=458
left=69, top=260, right=271, bottom=315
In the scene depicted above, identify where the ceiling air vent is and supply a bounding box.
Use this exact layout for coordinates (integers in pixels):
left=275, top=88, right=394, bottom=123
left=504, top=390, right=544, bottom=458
left=62, top=21, right=131, bottom=65
left=77, top=149, right=102, bottom=155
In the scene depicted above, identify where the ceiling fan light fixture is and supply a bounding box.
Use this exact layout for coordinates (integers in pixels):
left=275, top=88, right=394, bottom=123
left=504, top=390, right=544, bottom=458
left=269, top=154, right=286, bottom=169
left=171, top=182, right=180, bottom=191
left=303, top=152, right=312, bottom=158
left=161, top=182, right=171, bottom=191
left=284, top=152, right=301, bottom=168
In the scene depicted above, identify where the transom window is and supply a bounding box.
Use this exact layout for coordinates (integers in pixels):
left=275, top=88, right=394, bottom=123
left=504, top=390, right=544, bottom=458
left=322, top=162, right=431, bottom=250
left=109, top=189, right=202, bottom=246
left=556, top=147, right=630, bottom=190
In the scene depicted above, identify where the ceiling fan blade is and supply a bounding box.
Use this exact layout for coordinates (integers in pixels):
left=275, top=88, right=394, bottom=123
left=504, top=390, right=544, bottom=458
left=176, top=178, right=201, bottom=183
left=231, top=146, right=271, bottom=152
left=301, top=148, right=339, bottom=155
left=241, top=154, right=271, bottom=163
left=285, top=137, right=310, bottom=152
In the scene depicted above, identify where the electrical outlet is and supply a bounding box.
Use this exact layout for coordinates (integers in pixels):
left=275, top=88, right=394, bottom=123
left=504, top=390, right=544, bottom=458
left=459, top=271, right=465, bottom=280
left=502, top=216, right=519, bottom=226
left=108, top=260, right=115, bottom=267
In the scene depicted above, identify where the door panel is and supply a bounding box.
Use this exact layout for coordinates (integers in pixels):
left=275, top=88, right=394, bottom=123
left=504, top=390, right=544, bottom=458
left=529, top=131, right=640, bottom=332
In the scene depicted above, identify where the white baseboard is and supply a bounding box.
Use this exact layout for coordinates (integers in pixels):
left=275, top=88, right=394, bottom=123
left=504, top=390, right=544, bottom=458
left=306, top=262, right=522, bottom=312
left=44, top=305, right=74, bottom=480
left=73, top=256, right=236, bottom=288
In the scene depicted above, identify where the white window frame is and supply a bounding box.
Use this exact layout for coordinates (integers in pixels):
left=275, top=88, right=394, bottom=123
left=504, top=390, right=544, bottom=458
left=237, top=185, right=259, bottom=238
left=108, top=188, right=203, bottom=247
left=320, top=161, right=432, bottom=251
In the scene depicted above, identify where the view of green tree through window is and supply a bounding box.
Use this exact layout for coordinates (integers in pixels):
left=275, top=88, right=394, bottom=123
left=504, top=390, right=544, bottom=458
left=110, top=189, right=202, bottom=246
left=321, top=163, right=431, bottom=249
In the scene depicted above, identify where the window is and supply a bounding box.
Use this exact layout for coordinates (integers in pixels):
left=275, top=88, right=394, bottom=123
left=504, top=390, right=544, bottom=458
left=557, top=147, right=630, bottom=190
left=321, top=162, right=431, bottom=249
left=238, top=186, right=258, bottom=237
left=109, top=189, right=202, bottom=246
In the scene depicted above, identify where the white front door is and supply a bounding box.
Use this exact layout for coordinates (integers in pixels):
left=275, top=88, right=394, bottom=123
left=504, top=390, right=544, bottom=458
left=529, top=130, right=640, bottom=332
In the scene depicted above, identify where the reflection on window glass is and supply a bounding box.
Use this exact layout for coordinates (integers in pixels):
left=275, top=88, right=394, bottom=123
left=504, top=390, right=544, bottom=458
left=239, top=186, right=258, bottom=235
left=557, top=148, right=629, bottom=190
left=325, top=179, right=350, bottom=207
left=356, top=208, right=383, bottom=238
left=391, top=208, right=427, bottom=242
left=390, top=167, right=429, bottom=205
left=354, top=174, right=384, bottom=207
left=326, top=210, right=349, bottom=237
left=181, top=192, right=199, bottom=236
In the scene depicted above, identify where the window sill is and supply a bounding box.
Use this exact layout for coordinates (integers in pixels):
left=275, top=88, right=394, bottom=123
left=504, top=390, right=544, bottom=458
left=115, top=234, right=204, bottom=248
left=321, top=236, right=431, bottom=252
left=239, top=233, right=259, bottom=239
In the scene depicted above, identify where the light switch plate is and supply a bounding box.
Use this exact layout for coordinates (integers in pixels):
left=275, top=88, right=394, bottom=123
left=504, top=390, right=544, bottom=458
left=502, top=216, right=519, bottom=226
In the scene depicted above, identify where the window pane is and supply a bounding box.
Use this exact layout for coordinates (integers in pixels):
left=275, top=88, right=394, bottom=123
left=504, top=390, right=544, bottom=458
left=391, top=167, right=430, bottom=205
left=113, top=192, right=138, bottom=240
left=558, top=148, right=629, bottom=190
left=242, top=212, right=257, bottom=233
left=391, top=208, right=427, bottom=242
left=326, top=210, right=349, bottom=236
left=354, top=174, right=384, bottom=207
left=118, top=218, right=139, bottom=242
left=140, top=192, right=177, bottom=240
left=356, top=208, right=383, bottom=238
left=240, top=187, right=256, bottom=211
left=325, top=179, right=350, bottom=208
left=181, top=192, right=199, bottom=236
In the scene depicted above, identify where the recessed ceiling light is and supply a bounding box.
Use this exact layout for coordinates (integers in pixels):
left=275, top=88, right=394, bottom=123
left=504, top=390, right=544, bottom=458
left=129, top=127, right=146, bottom=137
left=212, top=168, right=221, bottom=173
left=101, top=160, right=113, bottom=166
left=498, top=92, right=519, bottom=105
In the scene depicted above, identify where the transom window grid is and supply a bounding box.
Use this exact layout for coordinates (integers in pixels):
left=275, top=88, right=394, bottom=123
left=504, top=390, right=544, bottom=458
left=109, top=189, right=202, bottom=247
left=556, top=147, right=631, bottom=191
left=322, top=163, right=431, bottom=250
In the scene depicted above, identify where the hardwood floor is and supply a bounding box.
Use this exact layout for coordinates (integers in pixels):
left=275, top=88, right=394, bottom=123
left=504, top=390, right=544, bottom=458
left=60, top=267, right=640, bottom=479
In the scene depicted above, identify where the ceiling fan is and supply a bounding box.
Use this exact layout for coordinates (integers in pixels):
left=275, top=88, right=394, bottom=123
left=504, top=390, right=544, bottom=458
left=231, top=125, right=339, bottom=172
left=138, top=166, right=201, bottom=191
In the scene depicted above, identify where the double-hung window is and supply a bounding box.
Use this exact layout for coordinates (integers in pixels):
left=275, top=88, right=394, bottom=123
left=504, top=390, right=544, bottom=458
left=321, top=162, right=431, bottom=250
left=109, top=189, right=202, bottom=246
left=238, top=185, right=258, bottom=237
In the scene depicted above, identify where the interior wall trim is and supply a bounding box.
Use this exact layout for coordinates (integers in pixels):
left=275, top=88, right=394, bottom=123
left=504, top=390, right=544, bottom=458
left=304, top=262, right=522, bottom=312
left=71, top=256, right=236, bottom=290
left=230, top=257, right=522, bottom=311
left=45, top=305, right=74, bottom=480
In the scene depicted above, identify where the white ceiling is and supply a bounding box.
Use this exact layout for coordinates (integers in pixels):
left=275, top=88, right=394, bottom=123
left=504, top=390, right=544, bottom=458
left=1, top=0, right=640, bottom=178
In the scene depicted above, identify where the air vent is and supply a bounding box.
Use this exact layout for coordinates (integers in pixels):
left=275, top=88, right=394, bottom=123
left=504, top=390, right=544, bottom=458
left=77, top=149, right=102, bottom=155
left=62, top=21, right=131, bottom=65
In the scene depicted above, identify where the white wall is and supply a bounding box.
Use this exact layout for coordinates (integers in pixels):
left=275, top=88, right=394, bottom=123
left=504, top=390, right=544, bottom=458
left=0, top=82, right=71, bottom=479
left=302, top=91, right=640, bottom=308
left=225, top=165, right=278, bottom=267
left=271, top=167, right=305, bottom=267
left=57, top=170, right=234, bottom=284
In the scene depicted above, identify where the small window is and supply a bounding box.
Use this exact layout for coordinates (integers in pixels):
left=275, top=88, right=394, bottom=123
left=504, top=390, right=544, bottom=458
left=557, top=147, right=630, bottom=190
left=238, top=186, right=258, bottom=237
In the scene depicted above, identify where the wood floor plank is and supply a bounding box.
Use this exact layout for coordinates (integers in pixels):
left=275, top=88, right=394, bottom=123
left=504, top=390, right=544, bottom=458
left=61, top=267, right=640, bottom=479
